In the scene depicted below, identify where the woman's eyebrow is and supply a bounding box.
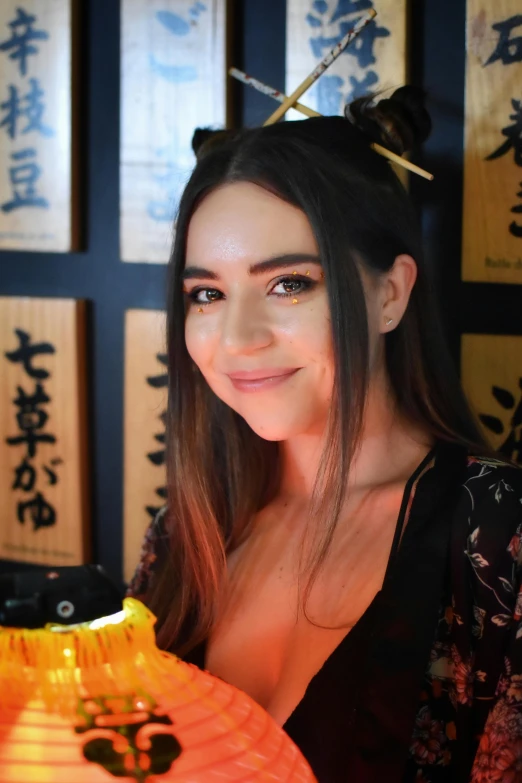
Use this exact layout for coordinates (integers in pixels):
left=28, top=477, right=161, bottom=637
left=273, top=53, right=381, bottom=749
left=182, top=254, right=322, bottom=281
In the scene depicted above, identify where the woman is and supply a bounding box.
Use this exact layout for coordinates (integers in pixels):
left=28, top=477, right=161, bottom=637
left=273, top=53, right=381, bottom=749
left=128, top=87, right=522, bottom=782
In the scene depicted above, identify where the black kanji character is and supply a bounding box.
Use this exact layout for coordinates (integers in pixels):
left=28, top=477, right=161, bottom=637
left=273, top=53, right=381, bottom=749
left=486, top=14, right=522, bottom=67
left=485, top=99, right=522, bottom=166
left=479, top=378, right=522, bottom=463
left=146, top=353, right=168, bottom=388
left=5, top=328, right=55, bottom=379
left=510, top=182, right=522, bottom=238
left=6, top=383, right=56, bottom=459
left=147, top=413, right=166, bottom=466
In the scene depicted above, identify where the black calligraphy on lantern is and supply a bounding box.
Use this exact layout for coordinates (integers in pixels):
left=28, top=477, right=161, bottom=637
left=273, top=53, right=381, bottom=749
left=479, top=379, right=522, bottom=464
left=145, top=353, right=168, bottom=519
left=485, top=99, right=522, bottom=238
left=485, top=14, right=522, bottom=67
left=4, top=329, right=61, bottom=531
left=0, top=9, right=52, bottom=215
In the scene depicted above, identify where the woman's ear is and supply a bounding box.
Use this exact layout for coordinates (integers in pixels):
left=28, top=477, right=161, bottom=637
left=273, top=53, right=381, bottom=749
left=380, top=254, right=417, bottom=332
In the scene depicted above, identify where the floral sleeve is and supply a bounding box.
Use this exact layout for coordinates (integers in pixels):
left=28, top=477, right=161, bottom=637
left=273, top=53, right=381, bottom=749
left=468, top=463, right=522, bottom=781
left=126, top=506, right=168, bottom=600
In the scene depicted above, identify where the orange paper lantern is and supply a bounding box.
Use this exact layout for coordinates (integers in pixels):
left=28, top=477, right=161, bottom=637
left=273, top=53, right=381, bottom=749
left=0, top=597, right=317, bottom=782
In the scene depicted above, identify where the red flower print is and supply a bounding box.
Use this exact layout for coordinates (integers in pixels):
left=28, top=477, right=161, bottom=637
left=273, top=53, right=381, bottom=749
left=508, top=529, right=522, bottom=562
left=410, top=706, right=447, bottom=766
left=472, top=732, right=522, bottom=782
left=515, top=587, right=522, bottom=622
left=452, top=647, right=474, bottom=706
left=507, top=675, right=522, bottom=703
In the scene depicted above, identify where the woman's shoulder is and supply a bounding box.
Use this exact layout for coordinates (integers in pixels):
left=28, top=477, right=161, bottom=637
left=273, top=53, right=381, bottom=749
left=126, top=506, right=169, bottom=598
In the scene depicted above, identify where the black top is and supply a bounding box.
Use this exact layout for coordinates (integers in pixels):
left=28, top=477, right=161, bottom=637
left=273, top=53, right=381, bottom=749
left=128, top=443, right=522, bottom=782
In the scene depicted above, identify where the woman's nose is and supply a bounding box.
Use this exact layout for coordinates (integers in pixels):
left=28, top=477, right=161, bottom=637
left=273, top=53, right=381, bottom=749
left=219, top=293, right=273, bottom=355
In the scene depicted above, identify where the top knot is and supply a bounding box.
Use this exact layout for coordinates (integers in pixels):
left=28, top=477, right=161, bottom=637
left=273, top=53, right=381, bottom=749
left=345, top=86, right=432, bottom=156
left=192, top=127, right=240, bottom=160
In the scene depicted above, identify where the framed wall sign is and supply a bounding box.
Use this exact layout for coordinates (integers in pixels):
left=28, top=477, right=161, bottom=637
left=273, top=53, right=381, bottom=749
left=120, top=0, right=229, bottom=264
left=462, top=333, right=522, bottom=463
left=123, top=309, right=167, bottom=582
left=462, top=1, right=522, bottom=283
left=0, top=1, right=79, bottom=252
left=286, top=0, right=408, bottom=120
left=0, top=296, right=89, bottom=565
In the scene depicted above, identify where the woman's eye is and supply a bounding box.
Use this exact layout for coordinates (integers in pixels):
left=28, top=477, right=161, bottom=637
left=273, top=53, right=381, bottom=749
left=187, top=288, right=223, bottom=305
left=271, top=276, right=315, bottom=297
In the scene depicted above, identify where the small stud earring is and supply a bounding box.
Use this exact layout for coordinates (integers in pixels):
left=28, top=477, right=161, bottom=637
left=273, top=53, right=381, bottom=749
left=292, top=298, right=298, bottom=304
left=384, top=317, right=393, bottom=326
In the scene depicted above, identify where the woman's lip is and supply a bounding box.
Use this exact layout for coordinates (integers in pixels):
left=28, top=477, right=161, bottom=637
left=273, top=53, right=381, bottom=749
left=228, top=369, right=299, bottom=392
left=226, top=368, right=299, bottom=380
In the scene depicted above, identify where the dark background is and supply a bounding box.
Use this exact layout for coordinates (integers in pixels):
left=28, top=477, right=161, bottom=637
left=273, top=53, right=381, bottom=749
left=1, top=0, right=520, bottom=583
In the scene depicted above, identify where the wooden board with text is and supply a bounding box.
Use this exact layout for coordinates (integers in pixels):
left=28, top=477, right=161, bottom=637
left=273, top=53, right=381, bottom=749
left=462, top=1, right=522, bottom=283
left=120, top=0, right=229, bottom=263
left=0, top=0, right=78, bottom=252
left=462, top=333, right=522, bottom=463
left=123, top=309, right=167, bottom=582
left=0, top=297, right=89, bottom=565
left=286, top=0, right=408, bottom=120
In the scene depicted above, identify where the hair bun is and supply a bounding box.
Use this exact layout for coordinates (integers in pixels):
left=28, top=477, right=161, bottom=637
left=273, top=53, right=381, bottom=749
left=192, top=127, right=240, bottom=160
left=345, top=86, right=432, bottom=156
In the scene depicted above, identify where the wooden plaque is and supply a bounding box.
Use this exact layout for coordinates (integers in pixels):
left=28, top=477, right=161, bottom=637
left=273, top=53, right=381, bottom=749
left=461, top=334, right=522, bottom=463
left=0, top=1, right=78, bottom=252
left=0, top=297, right=89, bottom=565
left=462, top=1, right=522, bottom=283
left=120, top=0, right=229, bottom=264
left=286, top=0, right=408, bottom=120
left=123, top=309, right=167, bottom=582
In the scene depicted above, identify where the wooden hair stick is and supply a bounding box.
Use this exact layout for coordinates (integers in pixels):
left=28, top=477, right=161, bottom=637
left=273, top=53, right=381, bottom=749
left=263, top=8, right=376, bottom=126
left=230, top=68, right=434, bottom=181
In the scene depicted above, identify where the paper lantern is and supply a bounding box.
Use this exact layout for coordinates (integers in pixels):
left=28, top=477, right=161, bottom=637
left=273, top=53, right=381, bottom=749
left=0, top=596, right=316, bottom=782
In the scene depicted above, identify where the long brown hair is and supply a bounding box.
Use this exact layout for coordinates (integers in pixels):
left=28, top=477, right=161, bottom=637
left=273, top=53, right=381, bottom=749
left=145, top=88, right=490, bottom=656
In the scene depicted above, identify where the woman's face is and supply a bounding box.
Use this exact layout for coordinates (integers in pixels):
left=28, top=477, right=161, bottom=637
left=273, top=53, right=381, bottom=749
left=184, top=182, right=372, bottom=441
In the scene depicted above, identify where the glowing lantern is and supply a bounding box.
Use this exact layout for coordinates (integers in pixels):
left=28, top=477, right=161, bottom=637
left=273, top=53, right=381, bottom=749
left=0, top=595, right=316, bottom=782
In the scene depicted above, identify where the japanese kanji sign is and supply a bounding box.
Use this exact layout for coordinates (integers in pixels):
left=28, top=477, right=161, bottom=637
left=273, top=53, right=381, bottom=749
left=462, top=334, right=522, bottom=463
left=286, top=1, right=407, bottom=120
left=0, top=297, right=89, bottom=565
left=123, top=309, right=167, bottom=582
left=463, top=1, right=522, bottom=283
left=0, top=1, right=78, bottom=252
left=120, top=0, right=229, bottom=264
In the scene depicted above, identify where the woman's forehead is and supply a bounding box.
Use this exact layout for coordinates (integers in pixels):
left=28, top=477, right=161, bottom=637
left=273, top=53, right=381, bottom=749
left=185, top=182, right=318, bottom=271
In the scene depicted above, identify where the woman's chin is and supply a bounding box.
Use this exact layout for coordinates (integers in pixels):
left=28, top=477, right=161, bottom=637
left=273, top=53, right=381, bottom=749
left=241, top=416, right=313, bottom=442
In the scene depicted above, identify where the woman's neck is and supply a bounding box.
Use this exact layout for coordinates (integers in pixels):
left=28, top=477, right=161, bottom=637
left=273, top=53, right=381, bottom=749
left=278, top=370, right=433, bottom=501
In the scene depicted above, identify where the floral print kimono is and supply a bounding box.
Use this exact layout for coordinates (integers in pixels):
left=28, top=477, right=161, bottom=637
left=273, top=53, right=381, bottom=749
left=128, top=442, right=522, bottom=782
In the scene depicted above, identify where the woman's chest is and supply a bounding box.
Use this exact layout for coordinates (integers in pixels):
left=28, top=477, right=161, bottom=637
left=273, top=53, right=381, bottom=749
left=204, top=505, right=402, bottom=725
